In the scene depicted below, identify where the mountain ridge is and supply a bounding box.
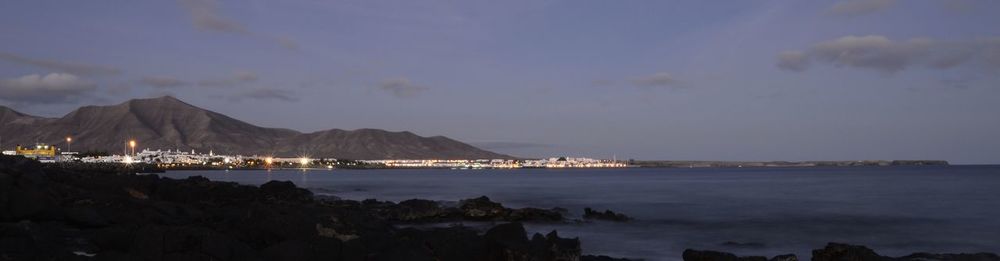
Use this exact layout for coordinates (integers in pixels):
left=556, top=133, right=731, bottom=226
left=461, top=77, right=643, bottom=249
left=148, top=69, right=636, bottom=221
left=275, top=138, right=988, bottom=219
left=0, top=96, right=511, bottom=159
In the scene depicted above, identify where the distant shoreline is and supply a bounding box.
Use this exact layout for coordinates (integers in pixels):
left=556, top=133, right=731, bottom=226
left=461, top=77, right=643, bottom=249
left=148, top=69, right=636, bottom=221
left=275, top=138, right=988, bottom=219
left=631, top=160, right=949, bottom=168
left=36, top=158, right=953, bottom=173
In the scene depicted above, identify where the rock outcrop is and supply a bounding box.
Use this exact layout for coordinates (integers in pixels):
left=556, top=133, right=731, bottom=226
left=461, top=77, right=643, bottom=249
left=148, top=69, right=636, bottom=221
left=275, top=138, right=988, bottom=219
left=583, top=207, right=631, bottom=222
left=335, top=196, right=565, bottom=223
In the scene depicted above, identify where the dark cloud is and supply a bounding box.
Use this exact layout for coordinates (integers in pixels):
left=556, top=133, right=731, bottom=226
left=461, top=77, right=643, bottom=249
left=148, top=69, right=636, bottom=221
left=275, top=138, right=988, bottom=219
left=631, top=72, right=678, bottom=88
left=828, top=0, right=896, bottom=16
left=777, top=35, right=1000, bottom=73
left=198, top=71, right=259, bottom=87
left=229, top=88, right=299, bottom=102
left=140, top=76, right=188, bottom=88
left=0, top=73, right=97, bottom=104
left=0, top=52, right=121, bottom=76
left=177, top=0, right=297, bottom=50
left=376, top=78, right=428, bottom=98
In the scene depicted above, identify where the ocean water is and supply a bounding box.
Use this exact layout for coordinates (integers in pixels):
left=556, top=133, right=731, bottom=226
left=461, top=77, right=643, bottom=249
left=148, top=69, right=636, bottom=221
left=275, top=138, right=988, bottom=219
left=160, top=166, right=1000, bottom=260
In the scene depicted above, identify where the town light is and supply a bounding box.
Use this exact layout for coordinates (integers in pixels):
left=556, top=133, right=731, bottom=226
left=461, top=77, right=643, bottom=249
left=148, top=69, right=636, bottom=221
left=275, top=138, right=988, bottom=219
left=264, top=157, right=273, bottom=165
left=299, top=157, right=310, bottom=166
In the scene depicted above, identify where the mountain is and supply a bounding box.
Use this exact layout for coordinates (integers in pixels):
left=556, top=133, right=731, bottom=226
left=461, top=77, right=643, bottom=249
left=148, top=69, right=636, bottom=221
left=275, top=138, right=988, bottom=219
left=0, top=96, right=510, bottom=159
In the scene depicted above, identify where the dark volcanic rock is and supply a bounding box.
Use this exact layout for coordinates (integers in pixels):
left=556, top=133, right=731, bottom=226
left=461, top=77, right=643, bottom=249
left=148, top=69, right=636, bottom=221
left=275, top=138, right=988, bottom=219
left=510, top=207, right=564, bottom=222
left=484, top=222, right=582, bottom=261
left=583, top=207, right=631, bottom=222
left=771, top=254, right=798, bottom=261
left=367, top=196, right=564, bottom=223
left=899, top=252, right=1000, bottom=261
left=812, top=243, right=891, bottom=261
left=461, top=196, right=509, bottom=220
left=582, top=255, right=639, bottom=261
left=260, top=180, right=314, bottom=202
left=396, top=199, right=448, bottom=221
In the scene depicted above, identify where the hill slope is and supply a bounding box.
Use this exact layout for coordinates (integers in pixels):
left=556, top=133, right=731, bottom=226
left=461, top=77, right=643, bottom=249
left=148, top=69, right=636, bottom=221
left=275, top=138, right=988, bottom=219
left=0, top=96, right=510, bottom=159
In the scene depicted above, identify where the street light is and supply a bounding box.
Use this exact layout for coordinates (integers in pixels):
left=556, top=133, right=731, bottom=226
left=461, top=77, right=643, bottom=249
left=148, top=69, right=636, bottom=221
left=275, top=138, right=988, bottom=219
left=299, top=157, right=310, bottom=167
left=263, top=157, right=274, bottom=171
left=129, top=140, right=136, bottom=156
left=65, top=137, right=72, bottom=153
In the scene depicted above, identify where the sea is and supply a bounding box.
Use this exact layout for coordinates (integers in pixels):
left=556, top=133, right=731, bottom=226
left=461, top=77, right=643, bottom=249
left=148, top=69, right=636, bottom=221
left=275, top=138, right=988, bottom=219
left=160, top=165, right=1000, bottom=261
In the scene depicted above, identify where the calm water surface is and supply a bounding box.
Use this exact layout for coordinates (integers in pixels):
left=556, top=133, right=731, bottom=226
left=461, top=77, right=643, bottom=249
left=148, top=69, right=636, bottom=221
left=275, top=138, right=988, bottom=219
left=160, top=166, right=1000, bottom=260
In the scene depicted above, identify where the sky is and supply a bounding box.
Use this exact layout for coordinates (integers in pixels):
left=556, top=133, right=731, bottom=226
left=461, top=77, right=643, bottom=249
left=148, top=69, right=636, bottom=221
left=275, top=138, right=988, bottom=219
left=1, top=0, right=999, bottom=163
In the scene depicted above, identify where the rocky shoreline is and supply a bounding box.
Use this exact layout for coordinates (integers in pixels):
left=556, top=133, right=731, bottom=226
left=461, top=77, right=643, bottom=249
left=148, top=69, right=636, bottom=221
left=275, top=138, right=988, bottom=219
left=1, top=155, right=995, bottom=261
left=0, top=155, right=616, bottom=260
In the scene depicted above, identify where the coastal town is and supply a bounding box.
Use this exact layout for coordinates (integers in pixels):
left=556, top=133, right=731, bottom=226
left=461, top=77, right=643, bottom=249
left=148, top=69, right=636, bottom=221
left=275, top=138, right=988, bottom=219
left=1, top=141, right=630, bottom=169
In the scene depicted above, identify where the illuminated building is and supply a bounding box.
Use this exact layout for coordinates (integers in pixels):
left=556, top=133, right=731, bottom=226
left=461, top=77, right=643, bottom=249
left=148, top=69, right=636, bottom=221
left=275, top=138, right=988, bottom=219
left=15, top=143, right=57, bottom=161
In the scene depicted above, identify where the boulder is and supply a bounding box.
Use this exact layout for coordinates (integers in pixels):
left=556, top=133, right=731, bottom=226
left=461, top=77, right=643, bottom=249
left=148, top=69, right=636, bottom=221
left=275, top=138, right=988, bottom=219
left=259, top=180, right=313, bottom=202
left=396, top=199, right=448, bottom=221
left=460, top=196, right=509, bottom=220
left=483, top=222, right=582, bottom=261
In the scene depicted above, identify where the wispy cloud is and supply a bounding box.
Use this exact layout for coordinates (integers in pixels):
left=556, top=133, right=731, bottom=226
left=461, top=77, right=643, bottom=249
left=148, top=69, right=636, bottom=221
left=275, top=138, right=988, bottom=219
left=0, top=73, right=98, bottom=104
left=828, top=0, right=896, bottom=17
left=106, top=82, right=133, bottom=94
left=471, top=141, right=552, bottom=150
left=0, top=52, right=121, bottom=76
left=229, top=87, right=299, bottom=102
left=777, top=35, right=1000, bottom=73
left=198, top=71, right=258, bottom=87
left=376, top=78, right=429, bottom=98
left=179, top=0, right=249, bottom=34
left=776, top=51, right=809, bottom=72
left=631, top=72, right=680, bottom=89
left=178, top=0, right=298, bottom=50
left=140, top=76, right=188, bottom=88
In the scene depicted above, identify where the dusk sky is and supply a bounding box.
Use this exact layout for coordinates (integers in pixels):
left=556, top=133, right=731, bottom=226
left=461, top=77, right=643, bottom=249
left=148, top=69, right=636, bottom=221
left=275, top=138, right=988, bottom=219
left=1, top=0, right=999, bottom=163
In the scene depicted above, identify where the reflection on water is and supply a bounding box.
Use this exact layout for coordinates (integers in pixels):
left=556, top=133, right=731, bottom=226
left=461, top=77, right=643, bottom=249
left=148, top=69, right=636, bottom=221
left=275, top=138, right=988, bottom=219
left=161, top=166, right=1000, bottom=261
